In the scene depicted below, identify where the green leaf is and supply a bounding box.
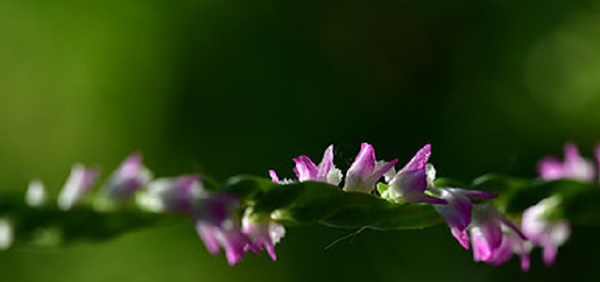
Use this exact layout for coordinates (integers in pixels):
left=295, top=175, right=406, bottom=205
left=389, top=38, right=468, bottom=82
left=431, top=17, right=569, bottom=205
left=241, top=180, right=442, bottom=230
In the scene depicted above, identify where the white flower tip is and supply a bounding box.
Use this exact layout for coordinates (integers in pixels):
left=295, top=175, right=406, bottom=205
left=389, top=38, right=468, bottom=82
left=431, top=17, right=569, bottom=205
left=0, top=218, right=14, bottom=251
left=327, top=166, right=343, bottom=186
left=426, top=164, right=436, bottom=187
left=26, top=179, right=47, bottom=207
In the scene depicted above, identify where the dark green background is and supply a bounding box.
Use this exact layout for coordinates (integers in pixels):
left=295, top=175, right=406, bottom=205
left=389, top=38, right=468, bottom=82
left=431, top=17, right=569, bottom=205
left=1, top=0, right=600, bottom=281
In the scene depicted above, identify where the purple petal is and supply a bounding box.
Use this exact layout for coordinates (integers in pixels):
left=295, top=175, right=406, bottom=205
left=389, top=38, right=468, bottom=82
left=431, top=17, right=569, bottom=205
left=487, top=236, right=514, bottom=266
left=222, top=230, right=249, bottom=265
left=471, top=230, right=493, bottom=261
left=435, top=189, right=472, bottom=231
left=265, top=242, right=277, bottom=261
left=316, top=145, right=334, bottom=181
left=120, top=153, right=142, bottom=177
left=543, top=245, right=558, bottom=266
left=563, top=143, right=595, bottom=181
left=563, top=142, right=582, bottom=164
left=293, top=156, right=318, bottom=181
left=402, top=144, right=431, bottom=171
left=348, top=143, right=376, bottom=179
left=196, top=223, right=220, bottom=254
left=451, top=227, right=470, bottom=250
left=389, top=169, right=428, bottom=202
left=520, top=252, right=531, bottom=272
left=538, top=157, right=565, bottom=180
left=471, top=206, right=503, bottom=252
left=198, top=194, right=239, bottom=224
left=106, top=153, right=153, bottom=200
left=419, top=195, right=447, bottom=204
left=57, top=164, right=99, bottom=210
left=459, top=189, right=497, bottom=200
left=268, top=170, right=280, bottom=183
left=344, top=143, right=378, bottom=191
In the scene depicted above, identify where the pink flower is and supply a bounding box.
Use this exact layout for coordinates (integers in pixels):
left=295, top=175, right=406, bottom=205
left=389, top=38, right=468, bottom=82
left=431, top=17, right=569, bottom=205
left=466, top=204, right=530, bottom=271
left=386, top=144, right=445, bottom=204
left=241, top=210, right=286, bottom=261
left=538, top=143, right=595, bottom=182
left=434, top=188, right=497, bottom=249
left=521, top=196, right=570, bottom=267
left=106, top=153, right=152, bottom=200
left=343, top=143, right=398, bottom=193
left=269, top=145, right=342, bottom=185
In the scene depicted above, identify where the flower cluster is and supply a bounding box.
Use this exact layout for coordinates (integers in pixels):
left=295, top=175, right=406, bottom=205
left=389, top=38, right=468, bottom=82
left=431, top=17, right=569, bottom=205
left=22, top=153, right=285, bottom=265
left=269, top=143, right=536, bottom=269
left=3, top=142, right=589, bottom=269
left=523, top=142, right=600, bottom=267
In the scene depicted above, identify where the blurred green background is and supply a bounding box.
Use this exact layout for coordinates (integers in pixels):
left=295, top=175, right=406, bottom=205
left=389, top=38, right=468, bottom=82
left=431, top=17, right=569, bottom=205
left=1, top=0, right=600, bottom=281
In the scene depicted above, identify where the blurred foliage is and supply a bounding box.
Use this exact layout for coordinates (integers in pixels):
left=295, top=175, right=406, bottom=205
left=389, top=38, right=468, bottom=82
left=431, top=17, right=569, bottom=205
left=2, top=0, right=600, bottom=281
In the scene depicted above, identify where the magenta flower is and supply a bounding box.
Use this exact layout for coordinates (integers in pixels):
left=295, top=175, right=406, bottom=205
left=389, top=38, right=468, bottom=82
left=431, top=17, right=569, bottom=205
left=385, top=144, right=445, bottom=204
left=106, top=153, right=152, bottom=200
left=538, top=143, right=595, bottom=182
left=241, top=210, right=286, bottom=261
left=468, top=204, right=528, bottom=269
left=136, top=175, right=203, bottom=214
left=269, top=145, right=342, bottom=185
left=434, top=188, right=497, bottom=249
left=57, top=164, right=99, bottom=210
left=521, top=196, right=570, bottom=266
left=195, top=194, right=251, bottom=265
left=485, top=231, right=531, bottom=271
left=343, top=143, right=398, bottom=193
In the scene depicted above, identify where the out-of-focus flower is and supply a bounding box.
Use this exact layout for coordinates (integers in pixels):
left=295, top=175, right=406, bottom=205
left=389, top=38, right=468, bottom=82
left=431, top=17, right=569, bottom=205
left=268, top=170, right=293, bottom=184
left=434, top=188, right=497, bottom=249
left=26, top=179, right=47, bottom=207
left=469, top=204, right=528, bottom=269
left=0, top=218, right=13, bottom=251
left=269, top=145, right=342, bottom=185
left=522, top=196, right=570, bottom=266
left=136, top=175, right=202, bottom=214
left=538, top=143, right=595, bottom=182
left=196, top=222, right=249, bottom=266
left=484, top=229, right=531, bottom=271
left=105, top=153, right=152, bottom=200
left=385, top=145, right=445, bottom=204
left=195, top=194, right=249, bottom=265
left=57, top=164, right=99, bottom=210
left=343, top=143, right=398, bottom=193
left=242, top=209, right=286, bottom=261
